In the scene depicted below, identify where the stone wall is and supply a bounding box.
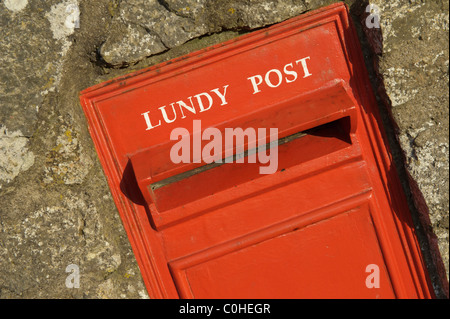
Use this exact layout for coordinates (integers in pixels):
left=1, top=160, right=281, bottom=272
left=0, top=0, right=448, bottom=298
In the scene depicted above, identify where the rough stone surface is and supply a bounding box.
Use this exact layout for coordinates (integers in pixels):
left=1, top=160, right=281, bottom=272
left=100, top=22, right=167, bottom=66
left=0, top=127, right=35, bottom=187
left=0, top=0, right=448, bottom=298
left=4, top=0, right=28, bottom=12
left=0, top=0, right=148, bottom=298
left=100, top=0, right=313, bottom=67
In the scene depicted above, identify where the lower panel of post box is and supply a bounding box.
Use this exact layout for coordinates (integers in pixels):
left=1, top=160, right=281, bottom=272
left=169, top=199, right=395, bottom=299
left=161, top=159, right=371, bottom=260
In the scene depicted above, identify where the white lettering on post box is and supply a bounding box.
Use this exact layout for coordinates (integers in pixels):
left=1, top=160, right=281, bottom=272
left=247, top=57, right=312, bottom=94
left=141, top=85, right=229, bottom=131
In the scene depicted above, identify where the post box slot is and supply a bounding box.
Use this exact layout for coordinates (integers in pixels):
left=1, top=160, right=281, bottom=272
left=149, top=131, right=307, bottom=191
left=148, top=116, right=354, bottom=212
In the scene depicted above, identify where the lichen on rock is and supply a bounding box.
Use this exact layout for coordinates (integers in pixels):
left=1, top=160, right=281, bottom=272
left=0, top=127, right=35, bottom=187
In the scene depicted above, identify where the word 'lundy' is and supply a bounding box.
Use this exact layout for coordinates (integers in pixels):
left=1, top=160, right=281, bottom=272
left=170, top=120, right=279, bottom=175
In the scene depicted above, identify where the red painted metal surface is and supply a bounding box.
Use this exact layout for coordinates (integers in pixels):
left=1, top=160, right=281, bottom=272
left=80, top=3, right=435, bottom=298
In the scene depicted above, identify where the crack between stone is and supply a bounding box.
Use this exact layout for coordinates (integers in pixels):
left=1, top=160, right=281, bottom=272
left=100, top=4, right=311, bottom=70
left=140, top=24, right=170, bottom=50
left=301, top=0, right=310, bottom=10
left=116, top=12, right=170, bottom=50
left=99, top=16, right=170, bottom=68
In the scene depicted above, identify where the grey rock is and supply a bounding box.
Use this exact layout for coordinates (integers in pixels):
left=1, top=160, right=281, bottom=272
left=0, top=190, right=148, bottom=298
left=100, top=0, right=310, bottom=67
left=100, top=22, right=167, bottom=66
left=0, top=0, right=148, bottom=299
left=119, top=0, right=209, bottom=48
left=45, top=0, right=80, bottom=42
left=3, top=0, right=29, bottom=12
left=100, top=0, right=210, bottom=66
left=0, top=127, right=35, bottom=187
left=164, top=0, right=309, bottom=29
left=42, top=122, right=93, bottom=185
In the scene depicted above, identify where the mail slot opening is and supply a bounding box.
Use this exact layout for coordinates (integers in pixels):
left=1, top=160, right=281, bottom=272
left=147, top=116, right=354, bottom=213
left=303, top=114, right=352, bottom=145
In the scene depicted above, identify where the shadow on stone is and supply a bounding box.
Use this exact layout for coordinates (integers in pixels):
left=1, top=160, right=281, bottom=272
left=348, top=0, right=449, bottom=299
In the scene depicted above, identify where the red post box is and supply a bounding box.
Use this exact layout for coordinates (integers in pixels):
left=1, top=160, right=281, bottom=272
left=80, top=3, right=435, bottom=298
